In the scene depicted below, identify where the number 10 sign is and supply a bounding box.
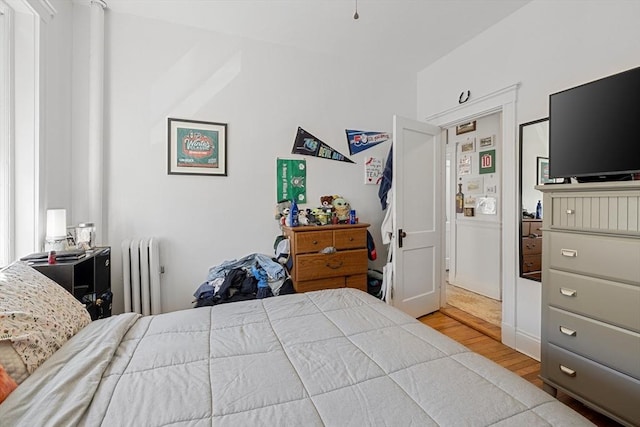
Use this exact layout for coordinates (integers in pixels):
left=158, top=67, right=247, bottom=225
left=479, top=149, right=496, bottom=174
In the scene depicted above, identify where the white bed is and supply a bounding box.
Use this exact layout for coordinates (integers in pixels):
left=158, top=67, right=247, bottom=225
left=0, top=262, right=593, bottom=426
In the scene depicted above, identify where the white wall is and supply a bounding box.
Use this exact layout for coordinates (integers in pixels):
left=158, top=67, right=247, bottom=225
left=450, top=112, right=501, bottom=300
left=77, top=8, right=416, bottom=313
left=417, top=0, right=640, bottom=358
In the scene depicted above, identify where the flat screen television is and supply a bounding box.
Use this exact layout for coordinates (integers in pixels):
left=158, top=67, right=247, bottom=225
left=549, top=66, right=640, bottom=181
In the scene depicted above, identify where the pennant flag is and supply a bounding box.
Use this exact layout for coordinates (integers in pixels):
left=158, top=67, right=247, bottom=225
left=276, top=158, right=307, bottom=203
left=345, top=129, right=391, bottom=155
left=292, top=127, right=354, bottom=163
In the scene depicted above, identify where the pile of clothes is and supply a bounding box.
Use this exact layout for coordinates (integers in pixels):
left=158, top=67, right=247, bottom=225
left=192, top=253, right=293, bottom=307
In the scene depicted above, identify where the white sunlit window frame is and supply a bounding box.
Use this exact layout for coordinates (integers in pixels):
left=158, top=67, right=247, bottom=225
left=0, top=0, right=14, bottom=267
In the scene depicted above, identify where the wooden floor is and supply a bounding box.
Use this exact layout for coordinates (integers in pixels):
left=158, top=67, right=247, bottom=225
left=419, top=310, right=624, bottom=427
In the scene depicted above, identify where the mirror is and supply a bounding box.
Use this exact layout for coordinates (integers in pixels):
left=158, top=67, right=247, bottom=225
left=519, top=118, right=548, bottom=282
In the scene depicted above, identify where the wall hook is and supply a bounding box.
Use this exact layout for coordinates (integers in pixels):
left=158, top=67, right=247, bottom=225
left=459, top=90, right=470, bottom=104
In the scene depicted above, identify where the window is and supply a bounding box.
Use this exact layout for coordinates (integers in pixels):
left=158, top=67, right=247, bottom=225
left=0, top=1, right=13, bottom=267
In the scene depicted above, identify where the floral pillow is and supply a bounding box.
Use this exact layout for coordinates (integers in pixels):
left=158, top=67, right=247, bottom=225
left=0, top=261, right=91, bottom=376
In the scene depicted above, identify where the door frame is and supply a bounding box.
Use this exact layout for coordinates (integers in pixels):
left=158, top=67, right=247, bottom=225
left=425, top=83, right=519, bottom=349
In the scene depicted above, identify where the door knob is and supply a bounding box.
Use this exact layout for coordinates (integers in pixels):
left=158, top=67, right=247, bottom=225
left=398, top=229, right=407, bottom=248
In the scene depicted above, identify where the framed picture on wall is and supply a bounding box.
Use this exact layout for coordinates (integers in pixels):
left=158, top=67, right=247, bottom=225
left=167, top=118, right=227, bottom=176
left=537, top=156, right=552, bottom=185
left=456, top=121, right=476, bottom=135
left=479, top=135, right=495, bottom=148
left=460, top=138, right=476, bottom=153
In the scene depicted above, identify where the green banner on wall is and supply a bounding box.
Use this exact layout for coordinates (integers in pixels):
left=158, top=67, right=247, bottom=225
left=277, top=159, right=306, bottom=203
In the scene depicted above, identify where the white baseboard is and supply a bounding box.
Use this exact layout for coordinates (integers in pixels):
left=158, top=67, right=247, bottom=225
left=501, top=323, right=540, bottom=361
left=515, top=330, right=540, bottom=361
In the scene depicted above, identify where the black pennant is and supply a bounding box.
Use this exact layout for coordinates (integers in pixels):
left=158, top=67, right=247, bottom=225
left=291, top=127, right=354, bottom=163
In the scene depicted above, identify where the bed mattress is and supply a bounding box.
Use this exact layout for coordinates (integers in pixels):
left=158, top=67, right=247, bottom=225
left=0, top=288, right=592, bottom=426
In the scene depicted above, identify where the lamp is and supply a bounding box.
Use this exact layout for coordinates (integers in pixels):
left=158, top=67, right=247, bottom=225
left=44, top=209, right=68, bottom=251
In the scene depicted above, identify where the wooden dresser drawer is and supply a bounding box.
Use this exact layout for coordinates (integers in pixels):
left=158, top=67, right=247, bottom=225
left=522, top=254, right=541, bottom=273
left=547, top=307, right=640, bottom=378
left=529, top=221, right=543, bottom=236
left=548, top=231, right=640, bottom=284
left=522, top=237, right=542, bottom=255
left=345, top=274, right=367, bottom=291
left=294, top=230, right=334, bottom=253
left=334, top=228, right=366, bottom=250
left=295, top=249, right=368, bottom=281
left=283, top=223, right=370, bottom=293
left=294, top=277, right=345, bottom=293
left=548, top=270, right=640, bottom=332
left=545, top=344, right=640, bottom=427
left=522, top=219, right=542, bottom=236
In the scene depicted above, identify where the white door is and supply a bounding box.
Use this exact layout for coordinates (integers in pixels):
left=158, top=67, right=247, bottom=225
left=391, top=115, right=444, bottom=318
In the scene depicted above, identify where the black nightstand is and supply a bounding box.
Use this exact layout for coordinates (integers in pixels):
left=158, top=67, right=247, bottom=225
left=30, top=247, right=111, bottom=318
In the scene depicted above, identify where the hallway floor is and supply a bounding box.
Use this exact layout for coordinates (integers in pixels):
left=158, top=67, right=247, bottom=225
left=446, top=283, right=501, bottom=327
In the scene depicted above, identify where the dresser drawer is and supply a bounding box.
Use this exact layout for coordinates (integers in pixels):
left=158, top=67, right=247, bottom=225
left=522, top=220, right=542, bottom=236
left=547, top=307, right=640, bottom=378
left=522, top=254, right=541, bottom=273
left=294, top=230, right=334, bottom=253
left=345, top=274, right=367, bottom=292
left=548, top=270, right=640, bottom=332
left=295, top=249, right=368, bottom=281
left=522, top=237, right=542, bottom=255
left=544, top=344, right=640, bottom=426
left=548, top=231, right=640, bottom=284
left=294, top=276, right=345, bottom=293
left=550, top=193, right=640, bottom=233
left=529, top=221, right=543, bottom=236
left=334, top=228, right=366, bottom=250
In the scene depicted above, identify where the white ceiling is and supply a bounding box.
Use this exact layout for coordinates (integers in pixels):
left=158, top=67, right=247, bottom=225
left=106, top=0, right=531, bottom=74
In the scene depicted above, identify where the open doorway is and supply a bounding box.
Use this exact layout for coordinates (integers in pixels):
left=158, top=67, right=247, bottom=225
left=443, top=112, right=502, bottom=338
left=426, top=84, right=519, bottom=350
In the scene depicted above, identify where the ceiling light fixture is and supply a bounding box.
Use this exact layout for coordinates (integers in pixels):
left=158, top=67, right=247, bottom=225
left=353, top=0, right=359, bottom=20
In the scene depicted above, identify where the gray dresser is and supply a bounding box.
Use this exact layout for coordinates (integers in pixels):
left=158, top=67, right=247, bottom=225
left=538, top=181, right=640, bottom=427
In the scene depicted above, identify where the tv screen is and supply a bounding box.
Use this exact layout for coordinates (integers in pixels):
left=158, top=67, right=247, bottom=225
left=549, top=66, right=640, bottom=180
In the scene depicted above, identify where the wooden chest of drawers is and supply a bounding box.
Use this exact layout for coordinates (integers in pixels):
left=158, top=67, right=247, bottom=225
left=538, top=182, right=640, bottom=427
left=521, top=219, right=542, bottom=280
left=282, top=223, right=370, bottom=293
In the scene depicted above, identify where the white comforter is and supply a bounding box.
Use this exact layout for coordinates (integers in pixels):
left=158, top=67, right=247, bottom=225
left=0, top=289, right=592, bottom=426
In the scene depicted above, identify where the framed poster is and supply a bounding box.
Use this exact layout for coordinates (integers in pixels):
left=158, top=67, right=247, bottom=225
left=167, top=118, right=227, bottom=176
left=536, top=156, right=562, bottom=185
left=458, top=154, right=472, bottom=176
left=456, top=121, right=476, bottom=135
left=460, top=138, right=476, bottom=153
left=479, top=149, right=496, bottom=174
left=479, top=135, right=495, bottom=148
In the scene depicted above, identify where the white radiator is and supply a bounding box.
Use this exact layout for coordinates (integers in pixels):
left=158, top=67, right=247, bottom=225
left=122, top=238, right=161, bottom=315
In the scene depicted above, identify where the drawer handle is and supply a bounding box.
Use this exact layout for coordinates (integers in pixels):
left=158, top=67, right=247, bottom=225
left=326, top=261, right=343, bottom=270
left=566, top=209, right=575, bottom=214
left=349, top=237, right=354, bottom=241
left=526, top=243, right=537, bottom=249
left=559, top=364, right=576, bottom=377
left=559, top=326, right=577, bottom=337
left=561, top=249, right=577, bottom=257
left=312, top=240, right=318, bottom=245
left=560, top=287, right=577, bottom=297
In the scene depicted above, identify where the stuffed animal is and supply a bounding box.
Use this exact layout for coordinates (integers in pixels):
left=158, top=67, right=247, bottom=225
left=320, top=195, right=334, bottom=210
left=275, top=200, right=291, bottom=222
left=332, top=196, right=351, bottom=223
left=298, top=209, right=309, bottom=226
left=310, top=207, right=325, bottom=225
